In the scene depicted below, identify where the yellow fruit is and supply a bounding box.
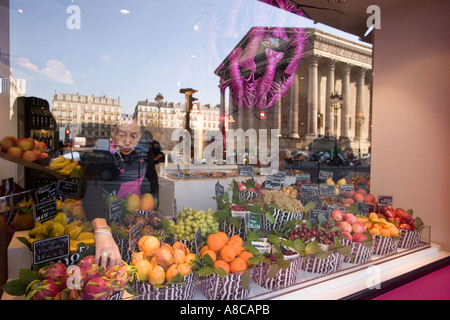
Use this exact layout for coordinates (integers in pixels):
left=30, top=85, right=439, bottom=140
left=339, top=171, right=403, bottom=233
left=148, top=265, right=166, bottom=285
left=135, top=259, right=153, bottom=282
left=76, top=232, right=95, bottom=241
left=165, top=264, right=180, bottom=283
left=140, top=193, right=155, bottom=211
left=126, top=193, right=141, bottom=211
left=69, top=239, right=79, bottom=254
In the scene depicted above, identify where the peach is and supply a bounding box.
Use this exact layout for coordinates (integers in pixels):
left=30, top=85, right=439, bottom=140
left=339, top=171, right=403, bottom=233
left=16, top=137, right=35, bottom=152
left=356, top=188, right=367, bottom=196
left=343, top=190, right=356, bottom=198
left=352, top=233, right=367, bottom=243
left=331, top=209, right=343, bottom=222
left=0, top=136, right=16, bottom=151
left=153, top=246, right=174, bottom=268
left=7, top=146, right=23, bottom=158
left=339, top=221, right=352, bottom=233
left=345, top=198, right=355, bottom=205
left=37, top=141, right=47, bottom=153
left=351, top=222, right=366, bottom=234
left=353, top=193, right=364, bottom=202
left=23, top=150, right=42, bottom=162
left=344, top=213, right=358, bottom=224
left=342, top=231, right=353, bottom=241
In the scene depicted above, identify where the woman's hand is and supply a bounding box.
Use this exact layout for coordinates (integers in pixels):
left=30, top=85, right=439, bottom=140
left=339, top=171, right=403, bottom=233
left=91, top=219, right=121, bottom=267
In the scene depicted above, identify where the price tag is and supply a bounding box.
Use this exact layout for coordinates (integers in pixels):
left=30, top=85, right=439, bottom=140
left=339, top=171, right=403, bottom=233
left=265, top=175, right=283, bottom=190
left=128, top=223, right=141, bottom=251
left=215, top=181, right=225, bottom=199
left=378, top=195, right=393, bottom=207
left=33, top=199, right=58, bottom=223
left=295, top=173, right=310, bottom=181
left=356, top=202, right=376, bottom=216
left=108, top=199, right=122, bottom=224
left=320, top=184, right=336, bottom=195
left=173, top=199, right=177, bottom=222
left=339, top=184, right=355, bottom=192
left=33, top=234, right=70, bottom=265
left=309, top=209, right=331, bottom=223
left=238, top=165, right=254, bottom=177
left=35, top=182, right=57, bottom=204
left=248, top=212, right=260, bottom=230
left=57, top=180, right=80, bottom=198
left=301, top=183, right=319, bottom=195
left=319, top=170, right=333, bottom=181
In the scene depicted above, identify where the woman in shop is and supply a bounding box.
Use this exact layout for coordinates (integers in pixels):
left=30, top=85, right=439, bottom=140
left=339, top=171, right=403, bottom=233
left=145, top=139, right=164, bottom=208
left=82, top=118, right=143, bottom=268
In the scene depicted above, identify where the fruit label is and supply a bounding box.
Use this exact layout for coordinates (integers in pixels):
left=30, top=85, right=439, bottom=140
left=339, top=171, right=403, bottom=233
left=215, top=181, right=225, bottom=199
left=320, top=184, right=336, bottom=196
left=33, top=234, right=70, bottom=265
left=301, top=183, right=319, bottom=195
left=173, top=199, right=177, bottom=222
left=238, top=165, right=254, bottom=177
left=248, top=212, right=260, bottom=230
left=33, top=199, right=58, bottom=223
left=296, top=173, right=310, bottom=181
left=265, top=175, right=283, bottom=190
left=128, top=223, right=141, bottom=251
left=57, top=180, right=80, bottom=198
left=251, top=240, right=271, bottom=254
left=356, top=202, right=376, bottom=216
left=339, top=184, right=355, bottom=192
left=35, top=182, right=57, bottom=204
left=319, top=170, right=333, bottom=181
left=378, top=195, right=393, bottom=207
left=108, top=199, right=122, bottom=224
left=309, top=209, right=331, bottom=223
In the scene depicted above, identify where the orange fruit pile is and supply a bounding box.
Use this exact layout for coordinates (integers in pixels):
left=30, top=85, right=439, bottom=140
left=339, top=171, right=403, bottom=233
left=200, top=232, right=253, bottom=274
left=132, top=235, right=197, bottom=285
left=359, top=213, right=400, bottom=237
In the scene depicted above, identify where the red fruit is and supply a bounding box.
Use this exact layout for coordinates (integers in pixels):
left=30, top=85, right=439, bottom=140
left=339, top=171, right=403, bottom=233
left=343, top=190, right=356, bottom=198
left=342, top=231, right=353, bottom=241
left=356, top=188, right=367, bottom=196
left=238, top=185, right=246, bottom=191
left=339, top=221, right=352, bottom=233
left=345, top=198, right=355, bottom=205
left=383, top=209, right=396, bottom=220
left=400, top=212, right=413, bottom=225
left=27, top=279, right=61, bottom=300
left=104, top=263, right=133, bottom=292
left=395, top=208, right=406, bottom=217
left=399, top=223, right=412, bottom=231
left=351, top=222, right=366, bottom=234
left=247, top=188, right=257, bottom=193
left=344, top=213, right=358, bottom=224
left=77, top=255, right=96, bottom=271
left=38, top=262, right=67, bottom=282
left=82, top=277, right=112, bottom=300
left=352, top=233, right=367, bottom=243
left=6, top=146, right=23, bottom=158
left=331, top=209, right=343, bottom=222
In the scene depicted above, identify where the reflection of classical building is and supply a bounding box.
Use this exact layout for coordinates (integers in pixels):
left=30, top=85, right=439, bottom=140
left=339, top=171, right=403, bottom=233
left=217, top=28, right=372, bottom=155
left=133, top=96, right=221, bottom=149
left=52, top=92, right=121, bottom=146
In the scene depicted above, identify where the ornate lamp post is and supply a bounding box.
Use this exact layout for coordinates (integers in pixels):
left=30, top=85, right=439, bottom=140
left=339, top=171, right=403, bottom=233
left=330, top=92, right=343, bottom=166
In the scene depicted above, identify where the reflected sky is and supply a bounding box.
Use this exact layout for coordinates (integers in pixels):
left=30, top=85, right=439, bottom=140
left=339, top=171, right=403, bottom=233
left=9, top=0, right=369, bottom=114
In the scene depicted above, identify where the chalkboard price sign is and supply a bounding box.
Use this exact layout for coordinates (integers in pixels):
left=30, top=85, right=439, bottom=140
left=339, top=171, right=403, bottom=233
left=194, top=226, right=202, bottom=254
left=128, top=223, right=141, bottom=251
left=33, top=199, right=58, bottom=223
left=309, top=209, right=331, bottom=223
left=108, top=199, right=122, bottom=224
left=301, top=183, right=319, bottom=195
left=238, top=165, right=254, bottom=177
left=265, top=175, right=283, bottom=190
left=215, top=181, right=225, bottom=199
left=319, top=170, right=333, bottom=181
left=339, top=184, right=355, bottom=192
left=33, top=234, right=70, bottom=265
left=35, top=182, right=57, bottom=204
left=378, top=195, right=393, bottom=207
left=320, top=184, right=336, bottom=196
left=57, top=180, right=80, bottom=198
left=356, top=202, right=376, bottom=216
left=296, top=173, right=310, bottom=181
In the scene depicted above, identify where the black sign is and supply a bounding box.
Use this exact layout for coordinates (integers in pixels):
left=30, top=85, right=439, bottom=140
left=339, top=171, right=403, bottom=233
left=194, top=226, right=202, bottom=254
left=265, top=175, right=283, bottom=190
left=309, top=209, right=331, bottom=223
left=378, top=195, right=393, bottom=207
left=128, top=223, right=141, bottom=251
left=33, top=199, right=58, bottom=222
left=108, top=199, right=122, bottom=224
left=238, top=166, right=254, bottom=176
left=301, top=183, right=319, bottom=195
left=35, top=182, right=57, bottom=204
left=33, top=234, right=70, bottom=265
left=296, top=173, right=310, bottom=181
left=320, top=184, right=336, bottom=196
left=339, top=184, right=355, bottom=192
left=357, top=202, right=376, bottom=216
left=57, top=180, right=80, bottom=198
left=319, top=170, right=333, bottom=181
left=215, top=181, right=225, bottom=199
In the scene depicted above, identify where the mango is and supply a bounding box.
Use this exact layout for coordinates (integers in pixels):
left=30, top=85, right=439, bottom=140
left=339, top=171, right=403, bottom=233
left=126, top=193, right=141, bottom=212
left=140, top=193, right=155, bottom=211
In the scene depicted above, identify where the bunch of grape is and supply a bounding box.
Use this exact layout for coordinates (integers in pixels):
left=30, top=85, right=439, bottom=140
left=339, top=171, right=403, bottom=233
left=254, top=189, right=304, bottom=213
left=288, top=220, right=342, bottom=245
left=167, top=206, right=219, bottom=240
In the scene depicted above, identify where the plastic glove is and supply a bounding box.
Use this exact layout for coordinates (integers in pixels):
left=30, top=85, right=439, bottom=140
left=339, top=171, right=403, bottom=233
left=94, top=228, right=122, bottom=268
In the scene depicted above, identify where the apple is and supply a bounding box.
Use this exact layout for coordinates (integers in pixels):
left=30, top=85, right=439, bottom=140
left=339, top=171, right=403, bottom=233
left=16, top=137, right=35, bottom=152
left=295, top=180, right=302, bottom=187
left=383, top=209, right=396, bottom=220
left=344, top=213, right=358, bottom=224
left=339, top=221, right=352, bottom=233
left=23, top=150, right=42, bottom=162
left=7, top=146, right=23, bottom=158
left=331, top=209, right=343, bottom=222
left=0, top=136, right=16, bottom=151
left=395, top=208, right=406, bottom=217
left=351, top=222, right=366, bottom=234
left=37, top=141, right=47, bottom=153
left=399, top=223, right=412, bottom=231
left=400, top=212, right=413, bottom=225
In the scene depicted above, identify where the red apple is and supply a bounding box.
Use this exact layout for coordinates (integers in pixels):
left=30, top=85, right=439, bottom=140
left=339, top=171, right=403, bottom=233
left=400, top=212, right=413, bottom=225
left=399, top=223, right=412, bottom=231
left=331, top=209, right=343, bottom=222
left=16, top=137, right=35, bottom=152
left=344, top=213, right=358, bottom=224
left=351, top=222, right=366, bottom=234
left=339, top=221, right=352, bottom=233
left=23, top=150, right=42, bottom=162
left=0, top=136, right=16, bottom=151
left=7, top=146, right=23, bottom=158
left=383, top=209, right=396, bottom=220
left=395, top=208, right=406, bottom=217
left=295, top=180, right=302, bottom=187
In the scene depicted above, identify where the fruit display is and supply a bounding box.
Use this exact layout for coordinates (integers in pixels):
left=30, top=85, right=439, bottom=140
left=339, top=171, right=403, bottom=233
left=329, top=210, right=370, bottom=243
left=341, top=188, right=377, bottom=207
left=165, top=206, right=219, bottom=240
left=361, top=212, right=400, bottom=238
left=124, top=192, right=156, bottom=212
left=234, top=180, right=264, bottom=194
left=114, top=212, right=164, bottom=237
left=132, top=236, right=197, bottom=285
left=57, top=198, right=86, bottom=219
left=254, top=189, right=304, bottom=213
left=48, top=156, right=81, bottom=176
left=280, top=185, right=298, bottom=198
left=379, top=206, right=423, bottom=232
left=25, top=211, right=95, bottom=253
left=0, top=136, right=49, bottom=160
left=12, top=211, right=35, bottom=231
left=3, top=256, right=135, bottom=300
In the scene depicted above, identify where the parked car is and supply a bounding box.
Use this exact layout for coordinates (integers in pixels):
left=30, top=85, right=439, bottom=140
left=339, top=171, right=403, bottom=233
left=63, top=148, right=125, bottom=181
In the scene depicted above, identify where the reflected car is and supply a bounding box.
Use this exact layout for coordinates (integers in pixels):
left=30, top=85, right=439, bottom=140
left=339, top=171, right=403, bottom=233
left=63, top=148, right=125, bottom=181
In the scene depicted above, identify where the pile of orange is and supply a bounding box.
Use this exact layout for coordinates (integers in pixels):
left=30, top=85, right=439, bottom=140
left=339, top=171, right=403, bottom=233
left=199, top=232, right=253, bottom=274
left=359, top=213, right=400, bottom=237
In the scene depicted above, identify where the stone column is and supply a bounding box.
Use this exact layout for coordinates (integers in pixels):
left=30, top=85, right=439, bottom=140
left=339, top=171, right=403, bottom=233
left=289, top=72, right=300, bottom=138
left=307, top=55, right=319, bottom=137
left=341, top=64, right=351, bottom=138
left=325, top=60, right=336, bottom=135
left=274, top=98, right=282, bottom=137
left=356, top=67, right=366, bottom=140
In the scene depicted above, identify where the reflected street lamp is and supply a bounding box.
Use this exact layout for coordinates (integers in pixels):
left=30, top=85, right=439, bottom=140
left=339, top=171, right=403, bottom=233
left=330, top=92, right=344, bottom=166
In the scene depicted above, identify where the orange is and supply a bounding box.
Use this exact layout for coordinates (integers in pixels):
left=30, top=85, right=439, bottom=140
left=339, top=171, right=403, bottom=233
left=227, top=240, right=243, bottom=256
left=370, top=228, right=380, bottom=235
left=374, top=223, right=383, bottom=230
left=229, top=257, right=247, bottom=274
left=207, top=233, right=226, bottom=252
left=214, top=259, right=230, bottom=274
left=165, top=264, right=180, bottom=283
left=184, top=253, right=197, bottom=265
left=200, top=245, right=210, bottom=256
left=237, top=251, right=254, bottom=264
left=217, top=232, right=229, bottom=244
left=229, top=235, right=243, bottom=246
left=388, top=227, right=399, bottom=236
left=220, top=244, right=237, bottom=263
left=369, top=212, right=378, bottom=221
left=201, top=249, right=217, bottom=262
left=379, top=229, right=391, bottom=237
